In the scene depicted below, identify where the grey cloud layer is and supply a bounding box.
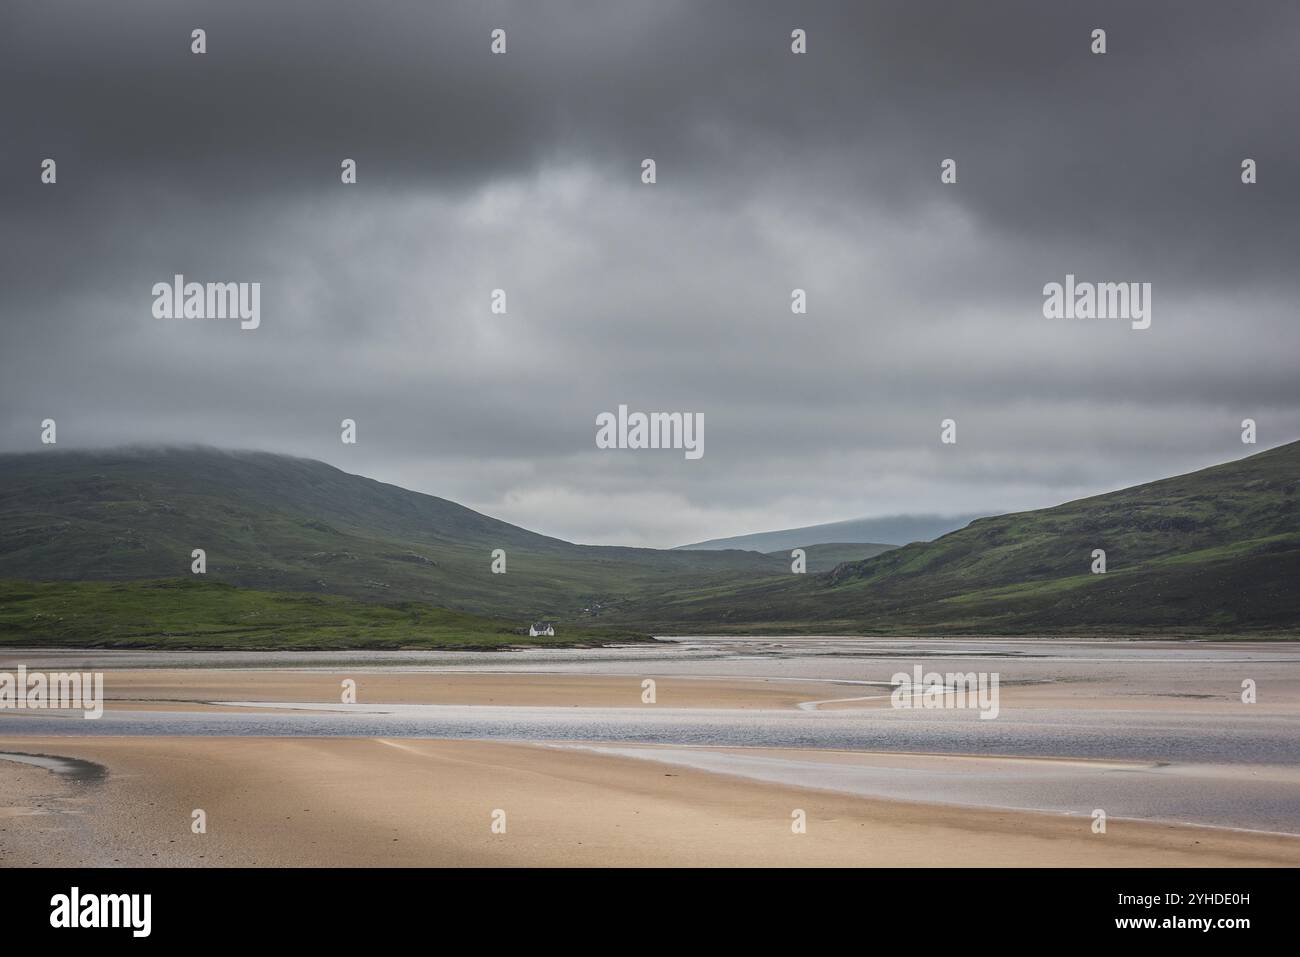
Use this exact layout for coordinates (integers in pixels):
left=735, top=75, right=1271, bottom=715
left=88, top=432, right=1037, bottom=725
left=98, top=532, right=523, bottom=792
left=2, top=1, right=1297, bottom=546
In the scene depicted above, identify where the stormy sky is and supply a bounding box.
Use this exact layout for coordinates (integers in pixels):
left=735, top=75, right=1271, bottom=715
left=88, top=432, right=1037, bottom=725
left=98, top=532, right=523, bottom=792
left=2, top=1, right=1297, bottom=547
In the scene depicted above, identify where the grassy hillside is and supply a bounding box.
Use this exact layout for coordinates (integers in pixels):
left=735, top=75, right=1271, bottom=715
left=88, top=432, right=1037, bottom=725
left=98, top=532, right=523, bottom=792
left=614, top=441, right=1300, bottom=636
left=0, top=579, right=649, bottom=649
left=0, top=447, right=780, bottom=623
left=2, top=442, right=1296, bottom=640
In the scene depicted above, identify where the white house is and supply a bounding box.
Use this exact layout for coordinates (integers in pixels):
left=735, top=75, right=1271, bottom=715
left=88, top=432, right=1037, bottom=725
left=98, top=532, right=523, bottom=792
left=528, top=622, right=555, bottom=637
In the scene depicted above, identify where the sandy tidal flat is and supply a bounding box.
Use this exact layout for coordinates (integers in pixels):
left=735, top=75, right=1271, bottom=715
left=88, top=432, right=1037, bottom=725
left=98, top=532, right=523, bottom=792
left=4, top=735, right=1300, bottom=868
left=3, top=638, right=1299, bottom=866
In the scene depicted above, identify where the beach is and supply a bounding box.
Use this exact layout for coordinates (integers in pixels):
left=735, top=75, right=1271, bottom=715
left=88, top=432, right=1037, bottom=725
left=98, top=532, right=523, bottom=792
left=3, top=637, right=1299, bottom=867
left=5, top=734, right=1300, bottom=867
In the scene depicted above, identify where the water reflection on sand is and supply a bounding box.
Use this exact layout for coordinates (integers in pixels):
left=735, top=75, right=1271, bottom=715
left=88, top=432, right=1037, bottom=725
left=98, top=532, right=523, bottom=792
left=3, top=637, right=1299, bottom=834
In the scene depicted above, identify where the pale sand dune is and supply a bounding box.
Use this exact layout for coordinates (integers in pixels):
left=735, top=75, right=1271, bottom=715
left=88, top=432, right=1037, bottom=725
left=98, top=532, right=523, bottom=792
left=3, top=735, right=1299, bottom=867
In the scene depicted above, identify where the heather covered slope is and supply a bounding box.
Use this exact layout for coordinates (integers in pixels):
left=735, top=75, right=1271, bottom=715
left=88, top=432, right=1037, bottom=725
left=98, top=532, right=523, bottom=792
left=612, top=441, right=1300, bottom=635
left=0, top=447, right=781, bottom=622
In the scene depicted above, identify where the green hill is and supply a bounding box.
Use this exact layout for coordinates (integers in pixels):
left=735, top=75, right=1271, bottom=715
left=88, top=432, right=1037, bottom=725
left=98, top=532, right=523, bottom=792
left=0, top=447, right=780, bottom=625
left=612, top=441, right=1300, bottom=636
left=2, top=441, right=1296, bottom=640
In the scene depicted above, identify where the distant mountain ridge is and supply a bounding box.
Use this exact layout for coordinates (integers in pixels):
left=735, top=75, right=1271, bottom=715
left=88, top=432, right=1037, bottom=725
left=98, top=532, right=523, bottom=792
left=677, top=514, right=985, bottom=551
left=766, top=542, right=897, bottom=573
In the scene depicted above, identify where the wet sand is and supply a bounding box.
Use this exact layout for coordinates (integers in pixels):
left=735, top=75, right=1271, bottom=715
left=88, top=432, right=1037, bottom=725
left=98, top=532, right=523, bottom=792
left=4, top=735, right=1299, bottom=867
left=90, top=669, right=837, bottom=712
left=47, top=665, right=1300, bottom=716
left=3, top=638, right=1298, bottom=865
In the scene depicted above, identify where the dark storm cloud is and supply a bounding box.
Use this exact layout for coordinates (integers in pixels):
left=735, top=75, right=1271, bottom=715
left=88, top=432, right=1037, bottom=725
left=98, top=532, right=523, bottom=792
left=2, top=1, right=1297, bottom=546
left=6, top=1, right=1296, bottom=261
